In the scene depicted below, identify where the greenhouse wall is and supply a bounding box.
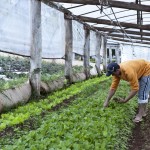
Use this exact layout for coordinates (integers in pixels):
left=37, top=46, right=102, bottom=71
left=0, top=0, right=103, bottom=59
left=121, top=43, right=150, bottom=62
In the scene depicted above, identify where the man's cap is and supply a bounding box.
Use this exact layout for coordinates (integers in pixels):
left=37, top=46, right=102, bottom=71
left=106, top=62, right=120, bottom=76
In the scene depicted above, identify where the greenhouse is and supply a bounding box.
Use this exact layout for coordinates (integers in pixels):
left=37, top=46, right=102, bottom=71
left=0, top=0, right=150, bottom=149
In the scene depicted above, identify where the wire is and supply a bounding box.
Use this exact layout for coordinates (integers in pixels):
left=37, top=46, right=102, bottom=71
left=96, top=0, right=133, bottom=45
left=96, top=0, right=136, bottom=54
left=97, top=9, right=130, bottom=20
left=110, top=6, right=133, bottom=44
left=66, top=4, right=85, bottom=9
left=79, top=9, right=100, bottom=16
left=98, top=0, right=134, bottom=45
left=97, top=5, right=112, bottom=20
left=95, top=5, right=123, bottom=35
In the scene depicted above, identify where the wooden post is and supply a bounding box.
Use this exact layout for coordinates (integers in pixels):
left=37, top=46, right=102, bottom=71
left=102, top=35, right=107, bottom=72
left=116, top=45, right=120, bottom=64
left=29, top=0, right=42, bottom=97
left=108, top=48, right=112, bottom=63
left=84, top=27, right=90, bottom=79
left=72, top=52, right=75, bottom=60
left=65, top=18, right=73, bottom=83
left=95, top=32, right=101, bottom=76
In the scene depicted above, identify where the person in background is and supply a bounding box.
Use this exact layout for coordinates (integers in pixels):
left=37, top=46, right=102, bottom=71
left=103, top=59, right=150, bottom=122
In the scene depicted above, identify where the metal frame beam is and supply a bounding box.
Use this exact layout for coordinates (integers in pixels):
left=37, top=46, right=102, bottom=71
left=78, top=16, right=150, bottom=30
left=95, top=27, right=150, bottom=36
left=46, top=0, right=150, bottom=12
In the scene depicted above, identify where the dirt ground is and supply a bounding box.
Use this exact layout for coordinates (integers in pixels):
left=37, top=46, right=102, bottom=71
left=128, top=106, right=150, bottom=150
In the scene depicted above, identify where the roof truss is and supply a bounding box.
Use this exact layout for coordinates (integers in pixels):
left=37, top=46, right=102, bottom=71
left=42, top=0, right=150, bottom=45
left=47, top=0, right=150, bottom=12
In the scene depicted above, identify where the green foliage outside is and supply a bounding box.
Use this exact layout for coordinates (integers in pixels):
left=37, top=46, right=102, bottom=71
left=0, top=77, right=28, bottom=92
left=0, top=55, right=83, bottom=91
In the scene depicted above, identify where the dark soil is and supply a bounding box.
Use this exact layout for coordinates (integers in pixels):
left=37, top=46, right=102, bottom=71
left=128, top=107, right=150, bottom=150
left=0, top=96, right=76, bottom=138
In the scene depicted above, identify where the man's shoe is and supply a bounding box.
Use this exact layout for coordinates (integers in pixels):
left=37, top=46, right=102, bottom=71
left=133, top=116, right=143, bottom=123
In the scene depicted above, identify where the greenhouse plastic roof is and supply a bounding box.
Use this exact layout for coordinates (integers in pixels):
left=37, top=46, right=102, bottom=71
left=48, top=0, right=150, bottom=45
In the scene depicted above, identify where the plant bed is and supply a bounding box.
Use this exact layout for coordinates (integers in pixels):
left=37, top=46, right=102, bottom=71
left=0, top=78, right=137, bottom=150
left=0, top=76, right=108, bottom=131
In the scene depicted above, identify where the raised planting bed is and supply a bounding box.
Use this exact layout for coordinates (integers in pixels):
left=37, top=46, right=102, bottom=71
left=0, top=77, right=137, bottom=150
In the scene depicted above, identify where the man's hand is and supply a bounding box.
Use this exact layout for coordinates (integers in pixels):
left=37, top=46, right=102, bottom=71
left=103, top=89, right=116, bottom=108
left=116, top=97, right=126, bottom=103
left=114, top=97, right=127, bottom=103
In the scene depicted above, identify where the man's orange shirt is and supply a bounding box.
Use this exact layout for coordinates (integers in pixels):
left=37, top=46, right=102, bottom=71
left=110, top=59, right=150, bottom=91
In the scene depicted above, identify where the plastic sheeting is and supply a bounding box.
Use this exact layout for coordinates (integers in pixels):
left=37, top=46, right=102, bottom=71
left=90, top=30, right=97, bottom=56
left=0, top=0, right=30, bottom=56
left=72, top=21, right=100, bottom=57
left=121, top=44, right=150, bottom=62
left=72, top=20, right=85, bottom=56
left=0, top=0, right=65, bottom=58
left=41, top=3, right=65, bottom=58
left=1, top=1, right=150, bottom=61
left=0, top=0, right=100, bottom=58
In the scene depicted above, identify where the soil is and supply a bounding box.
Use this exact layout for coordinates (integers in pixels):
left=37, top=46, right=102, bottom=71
left=0, top=96, right=76, bottom=138
left=128, top=107, right=150, bottom=150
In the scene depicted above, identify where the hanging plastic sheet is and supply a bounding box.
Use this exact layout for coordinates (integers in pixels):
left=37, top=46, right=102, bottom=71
left=121, top=43, right=150, bottom=62
left=72, top=20, right=85, bottom=56
left=41, top=3, right=65, bottom=58
left=0, top=0, right=30, bottom=56
left=90, top=30, right=97, bottom=57
left=0, top=0, right=65, bottom=58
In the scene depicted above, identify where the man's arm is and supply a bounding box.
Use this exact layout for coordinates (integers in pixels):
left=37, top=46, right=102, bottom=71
left=118, top=90, right=138, bottom=103
left=103, top=89, right=116, bottom=107
left=118, top=75, right=138, bottom=103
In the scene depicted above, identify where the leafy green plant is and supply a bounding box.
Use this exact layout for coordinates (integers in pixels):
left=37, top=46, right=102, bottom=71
left=1, top=78, right=137, bottom=150
left=0, top=77, right=28, bottom=92
left=0, top=76, right=108, bottom=131
left=41, top=71, right=64, bottom=82
left=0, top=55, right=84, bottom=91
